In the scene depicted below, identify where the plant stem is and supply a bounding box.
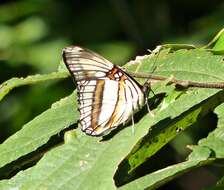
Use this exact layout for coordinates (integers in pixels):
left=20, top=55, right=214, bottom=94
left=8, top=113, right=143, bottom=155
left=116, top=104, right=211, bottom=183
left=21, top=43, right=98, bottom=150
left=127, top=71, right=224, bottom=89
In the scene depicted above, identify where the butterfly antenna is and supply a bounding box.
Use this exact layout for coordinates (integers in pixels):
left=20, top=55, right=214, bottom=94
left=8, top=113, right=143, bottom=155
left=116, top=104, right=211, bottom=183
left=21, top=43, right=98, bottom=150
left=144, top=46, right=162, bottom=87
left=143, top=46, right=162, bottom=116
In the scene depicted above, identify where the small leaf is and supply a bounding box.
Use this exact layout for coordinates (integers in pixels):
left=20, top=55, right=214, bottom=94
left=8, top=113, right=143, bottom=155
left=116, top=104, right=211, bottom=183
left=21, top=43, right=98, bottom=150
left=213, top=32, right=224, bottom=51
left=187, top=146, right=212, bottom=160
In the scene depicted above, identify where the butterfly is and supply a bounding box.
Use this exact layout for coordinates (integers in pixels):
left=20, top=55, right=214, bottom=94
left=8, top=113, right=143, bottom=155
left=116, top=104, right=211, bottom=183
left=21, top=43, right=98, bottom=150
left=62, top=46, right=149, bottom=136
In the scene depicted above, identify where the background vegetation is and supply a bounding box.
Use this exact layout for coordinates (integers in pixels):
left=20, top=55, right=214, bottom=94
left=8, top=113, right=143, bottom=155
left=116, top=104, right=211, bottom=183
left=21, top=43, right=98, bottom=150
left=0, top=1, right=224, bottom=190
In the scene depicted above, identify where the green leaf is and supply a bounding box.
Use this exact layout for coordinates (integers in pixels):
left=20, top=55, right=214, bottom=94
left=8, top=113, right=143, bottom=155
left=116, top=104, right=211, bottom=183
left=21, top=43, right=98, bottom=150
left=0, top=92, right=78, bottom=170
left=0, top=87, right=220, bottom=190
left=202, top=28, right=224, bottom=52
left=118, top=100, right=224, bottom=190
left=123, top=49, right=224, bottom=172
left=0, top=72, right=69, bottom=102
left=189, top=103, right=224, bottom=158
left=0, top=88, right=223, bottom=190
left=143, top=49, right=224, bottom=82
left=118, top=159, right=212, bottom=190
left=187, top=146, right=212, bottom=160
left=213, top=31, right=224, bottom=52
left=118, top=95, right=224, bottom=190
left=125, top=89, right=224, bottom=173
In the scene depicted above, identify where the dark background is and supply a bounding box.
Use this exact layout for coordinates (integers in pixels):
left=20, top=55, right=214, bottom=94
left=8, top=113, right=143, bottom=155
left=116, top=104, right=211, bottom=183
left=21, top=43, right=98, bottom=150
left=0, top=1, right=224, bottom=189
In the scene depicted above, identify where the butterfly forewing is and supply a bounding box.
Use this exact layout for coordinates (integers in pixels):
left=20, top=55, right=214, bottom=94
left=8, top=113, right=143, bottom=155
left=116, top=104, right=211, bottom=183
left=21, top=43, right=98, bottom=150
left=63, top=46, right=113, bottom=81
left=63, top=46, right=145, bottom=136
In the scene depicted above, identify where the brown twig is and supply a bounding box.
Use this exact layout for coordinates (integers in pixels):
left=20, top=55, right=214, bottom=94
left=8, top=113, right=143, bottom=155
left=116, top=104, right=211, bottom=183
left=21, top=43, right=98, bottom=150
left=127, top=71, right=224, bottom=89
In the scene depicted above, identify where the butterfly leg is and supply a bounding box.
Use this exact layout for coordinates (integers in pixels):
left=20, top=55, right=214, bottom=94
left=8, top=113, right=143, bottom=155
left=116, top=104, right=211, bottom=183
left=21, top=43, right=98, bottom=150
left=146, top=99, right=154, bottom=117
left=131, top=113, right=135, bottom=134
left=142, top=45, right=163, bottom=118
left=143, top=82, right=155, bottom=117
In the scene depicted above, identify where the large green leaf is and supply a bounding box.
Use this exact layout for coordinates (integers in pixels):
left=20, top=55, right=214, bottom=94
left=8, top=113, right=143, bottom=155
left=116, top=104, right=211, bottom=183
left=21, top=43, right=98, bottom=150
left=122, top=49, right=224, bottom=171
left=0, top=48, right=224, bottom=189
left=118, top=95, right=224, bottom=190
left=126, top=90, right=224, bottom=172
left=0, top=89, right=222, bottom=190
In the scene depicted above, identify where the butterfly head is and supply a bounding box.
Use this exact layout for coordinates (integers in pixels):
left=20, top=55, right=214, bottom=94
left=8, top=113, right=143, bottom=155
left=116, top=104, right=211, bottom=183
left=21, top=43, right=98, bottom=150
left=142, top=82, right=151, bottom=101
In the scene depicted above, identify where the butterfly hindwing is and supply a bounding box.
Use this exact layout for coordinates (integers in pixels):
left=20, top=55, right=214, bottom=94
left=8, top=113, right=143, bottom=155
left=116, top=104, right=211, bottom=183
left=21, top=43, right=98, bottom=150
left=63, top=46, right=145, bottom=136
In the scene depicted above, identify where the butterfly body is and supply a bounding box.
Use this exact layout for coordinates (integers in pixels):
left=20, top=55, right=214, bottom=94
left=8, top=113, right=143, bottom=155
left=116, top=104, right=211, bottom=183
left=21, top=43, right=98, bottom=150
left=63, top=46, right=146, bottom=136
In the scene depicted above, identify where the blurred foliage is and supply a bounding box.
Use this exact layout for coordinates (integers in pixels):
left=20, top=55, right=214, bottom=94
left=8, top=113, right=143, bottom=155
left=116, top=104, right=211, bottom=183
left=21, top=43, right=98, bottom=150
left=0, top=0, right=224, bottom=190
